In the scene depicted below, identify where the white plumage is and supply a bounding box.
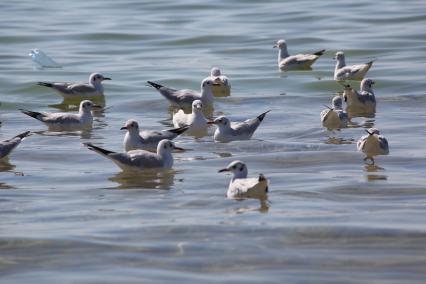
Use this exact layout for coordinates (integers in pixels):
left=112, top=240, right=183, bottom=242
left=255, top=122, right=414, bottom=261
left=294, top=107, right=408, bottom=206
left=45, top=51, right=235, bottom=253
left=206, top=67, right=231, bottom=97
left=274, top=39, right=325, bottom=70
left=172, top=100, right=209, bottom=135
left=320, top=96, right=349, bottom=130
left=334, top=51, right=374, bottom=81
left=357, top=128, right=389, bottom=164
left=343, top=78, right=376, bottom=114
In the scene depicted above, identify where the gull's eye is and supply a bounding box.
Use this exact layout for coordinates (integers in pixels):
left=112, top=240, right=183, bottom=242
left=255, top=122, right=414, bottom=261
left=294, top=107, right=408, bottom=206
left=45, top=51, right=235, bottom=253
left=232, top=165, right=237, bottom=169
left=240, top=166, right=244, bottom=172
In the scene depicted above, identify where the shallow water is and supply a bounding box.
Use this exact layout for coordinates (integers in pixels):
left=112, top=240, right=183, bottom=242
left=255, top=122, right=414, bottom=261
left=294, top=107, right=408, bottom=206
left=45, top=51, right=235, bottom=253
left=1, top=0, right=426, bottom=283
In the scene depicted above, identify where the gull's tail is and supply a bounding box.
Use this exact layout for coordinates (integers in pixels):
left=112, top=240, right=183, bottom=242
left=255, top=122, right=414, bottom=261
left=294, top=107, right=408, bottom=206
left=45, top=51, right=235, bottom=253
left=37, top=82, right=54, bottom=88
left=19, top=109, right=44, bottom=121
left=167, top=125, right=190, bottom=135
left=84, top=143, right=116, bottom=156
left=257, top=110, right=271, bottom=122
left=258, top=174, right=268, bottom=193
left=313, top=49, right=326, bottom=56
left=146, top=81, right=164, bottom=90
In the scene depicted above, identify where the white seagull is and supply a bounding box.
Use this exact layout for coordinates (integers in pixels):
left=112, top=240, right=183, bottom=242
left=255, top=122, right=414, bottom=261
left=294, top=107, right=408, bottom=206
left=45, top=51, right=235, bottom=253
left=206, top=67, right=231, bottom=97
left=20, top=100, right=101, bottom=130
left=121, top=119, right=189, bottom=152
left=219, top=160, right=269, bottom=199
left=37, top=73, right=111, bottom=99
left=334, top=51, right=374, bottom=81
left=320, top=96, right=349, bottom=130
left=0, top=131, right=31, bottom=159
left=343, top=78, right=376, bottom=114
left=274, top=39, right=325, bottom=70
left=172, top=100, right=209, bottom=135
left=208, top=110, right=270, bottom=142
left=85, top=139, right=184, bottom=171
left=357, top=128, right=389, bottom=164
left=147, top=78, right=219, bottom=108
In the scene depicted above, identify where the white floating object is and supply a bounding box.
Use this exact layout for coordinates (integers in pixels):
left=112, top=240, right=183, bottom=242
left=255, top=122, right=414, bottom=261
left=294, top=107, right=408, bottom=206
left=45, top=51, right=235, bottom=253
left=29, top=49, right=61, bottom=68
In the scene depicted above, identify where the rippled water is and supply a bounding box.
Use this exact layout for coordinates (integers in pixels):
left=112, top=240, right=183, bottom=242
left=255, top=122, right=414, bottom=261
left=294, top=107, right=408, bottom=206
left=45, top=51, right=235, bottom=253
left=1, top=0, right=426, bottom=283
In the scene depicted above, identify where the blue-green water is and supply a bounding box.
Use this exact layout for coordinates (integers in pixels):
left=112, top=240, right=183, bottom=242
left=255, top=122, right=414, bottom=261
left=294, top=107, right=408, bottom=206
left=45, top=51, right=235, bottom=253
left=1, top=0, right=426, bottom=283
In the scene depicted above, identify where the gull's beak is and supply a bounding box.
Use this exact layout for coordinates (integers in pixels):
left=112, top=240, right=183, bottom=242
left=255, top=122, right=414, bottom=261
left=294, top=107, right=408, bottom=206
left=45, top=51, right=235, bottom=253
left=323, top=104, right=333, bottom=110
left=212, top=82, right=221, bottom=86
left=120, top=126, right=128, bottom=130
left=218, top=168, right=230, bottom=173
left=273, top=44, right=277, bottom=48
left=173, top=145, right=185, bottom=152
left=365, top=129, right=373, bottom=136
left=103, top=77, right=112, bottom=80
left=207, top=120, right=217, bottom=125
left=92, top=104, right=103, bottom=109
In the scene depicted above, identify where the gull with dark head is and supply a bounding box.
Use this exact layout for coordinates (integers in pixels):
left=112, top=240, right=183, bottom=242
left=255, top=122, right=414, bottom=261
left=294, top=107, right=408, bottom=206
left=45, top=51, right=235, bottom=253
left=121, top=119, right=189, bottom=152
left=85, top=139, right=183, bottom=171
left=208, top=110, right=270, bottom=142
left=219, top=160, right=268, bottom=199
left=37, top=73, right=111, bottom=99
left=0, top=131, right=31, bottom=159
left=343, top=78, right=376, bottom=114
left=147, top=77, right=219, bottom=109
left=320, top=96, right=348, bottom=130
left=357, top=128, right=389, bottom=164
left=20, top=100, right=101, bottom=130
left=274, top=39, right=325, bottom=70
left=334, top=51, right=374, bottom=81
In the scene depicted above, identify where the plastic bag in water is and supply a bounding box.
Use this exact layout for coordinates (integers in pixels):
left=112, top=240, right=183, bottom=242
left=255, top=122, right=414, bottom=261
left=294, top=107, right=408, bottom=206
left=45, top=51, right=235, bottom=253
left=29, top=49, right=61, bottom=68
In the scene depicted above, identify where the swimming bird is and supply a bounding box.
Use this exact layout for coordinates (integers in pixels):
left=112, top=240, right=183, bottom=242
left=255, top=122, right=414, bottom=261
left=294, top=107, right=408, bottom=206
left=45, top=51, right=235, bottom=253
left=172, top=100, right=208, bottom=135
left=147, top=78, right=219, bottom=108
left=357, top=128, right=389, bottom=164
left=274, top=39, right=325, bottom=70
left=320, top=96, right=349, bottom=130
left=37, top=73, right=111, bottom=99
left=208, top=110, right=270, bottom=142
left=343, top=78, right=376, bottom=114
left=20, top=100, right=101, bottom=130
left=121, top=119, right=189, bottom=152
left=206, top=67, right=231, bottom=97
left=219, top=160, right=268, bottom=199
left=0, top=131, right=31, bottom=159
left=85, top=139, right=184, bottom=171
left=334, top=51, right=374, bottom=81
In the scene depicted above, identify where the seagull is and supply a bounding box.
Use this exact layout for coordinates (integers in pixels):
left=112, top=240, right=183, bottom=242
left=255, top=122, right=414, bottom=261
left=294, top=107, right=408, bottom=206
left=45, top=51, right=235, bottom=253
left=37, top=73, right=111, bottom=99
left=147, top=77, right=219, bottom=108
left=121, top=119, right=189, bottom=152
left=85, top=139, right=184, bottom=171
left=320, top=96, right=349, bottom=130
left=0, top=131, right=31, bottom=159
left=334, top=51, right=374, bottom=81
left=172, top=100, right=209, bottom=135
left=357, top=128, right=389, bottom=164
left=218, top=160, right=269, bottom=199
left=343, top=78, right=376, bottom=114
left=206, top=67, right=231, bottom=97
left=208, top=110, right=270, bottom=142
left=20, top=100, right=101, bottom=130
left=274, top=39, right=325, bottom=70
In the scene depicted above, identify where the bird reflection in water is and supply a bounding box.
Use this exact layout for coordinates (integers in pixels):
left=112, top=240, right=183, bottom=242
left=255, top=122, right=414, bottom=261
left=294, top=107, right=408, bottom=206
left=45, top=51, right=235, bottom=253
left=364, top=163, right=387, bottom=181
left=232, top=197, right=270, bottom=214
left=109, top=169, right=177, bottom=190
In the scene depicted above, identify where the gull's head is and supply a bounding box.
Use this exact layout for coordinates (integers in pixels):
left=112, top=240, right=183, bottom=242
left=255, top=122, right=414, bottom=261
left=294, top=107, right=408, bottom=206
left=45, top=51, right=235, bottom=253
left=334, top=51, right=345, bottom=61
left=192, top=99, right=203, bottom=112
left=208, top=116, right=230, bottom=127
left=273, top=39, right=286, bottom=49
left=332, top=96, right=343, bottom=109
left=361, top=78, right=375, bottom=90
left=218, top=160, right=248, bottom=179
left=366, top=128, right=380, bottom=136
left=201, top=78, right=220, bottom=90
left=158, top=139, right=185, bottom=153
left=120, top=119, right=139, bottom=132
left=80, top=100, right=102, bottom=112
left=210, top=67, right=221, bottom=77
left=90, top=73, right=111, bottom=84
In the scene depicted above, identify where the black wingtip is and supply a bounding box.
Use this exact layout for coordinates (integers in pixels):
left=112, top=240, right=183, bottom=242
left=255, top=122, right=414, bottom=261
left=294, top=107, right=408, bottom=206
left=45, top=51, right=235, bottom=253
left=366, top=60, right=375, bottom=66
left=313, top=49, right=326, bottom=56
left=84, top=143, right=115, bottom=156
left=257, top=110, right=271, bottom=122
left=13, top=131, right=31, bottom=140
left=168, top=125, right=190, bottom=135
left=19, top=109, right=42, bottom=119
left=146, top=81, right=163, bottom=90
left=37, top=82, right=53, bottom=88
